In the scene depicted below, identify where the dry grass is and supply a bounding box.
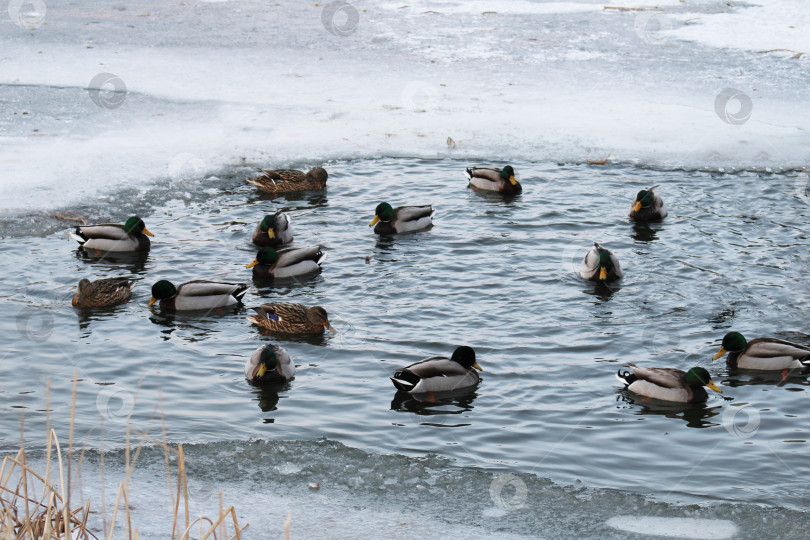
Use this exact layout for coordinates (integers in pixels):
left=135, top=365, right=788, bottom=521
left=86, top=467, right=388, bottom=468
left=0, top=372, right=250, bottom=539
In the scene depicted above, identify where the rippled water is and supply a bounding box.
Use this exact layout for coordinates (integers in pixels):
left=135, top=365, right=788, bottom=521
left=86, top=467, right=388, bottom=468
left=2, top=158, right=810, bottom=517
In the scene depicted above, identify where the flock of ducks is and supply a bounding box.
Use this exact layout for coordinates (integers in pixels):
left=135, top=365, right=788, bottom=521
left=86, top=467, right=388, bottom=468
left=67, top=166, right=810, bottom=402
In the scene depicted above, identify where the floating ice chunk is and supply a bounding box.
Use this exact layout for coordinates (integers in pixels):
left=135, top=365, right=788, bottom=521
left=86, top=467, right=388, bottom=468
left=606, top=516, right=738, bottom=539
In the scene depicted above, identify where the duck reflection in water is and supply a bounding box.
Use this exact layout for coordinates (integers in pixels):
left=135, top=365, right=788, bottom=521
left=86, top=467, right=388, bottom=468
left=74, top=248, right=149, bottom=273
left=616, top=393, right=725, bottom=429
left=391, top=389, right=478, bottom=421
left=721, top=369, right=810, bottom=389
left=248, top=190, right=328, bottom=210
left=631, top=222, right=659, bottom=243
left=148, top=307, right=244, bottom=342
left=247, top=381, right=292, bottom=414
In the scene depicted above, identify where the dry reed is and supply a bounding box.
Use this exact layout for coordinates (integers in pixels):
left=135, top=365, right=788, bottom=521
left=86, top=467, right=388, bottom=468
left=0, top=371, right=250, bottom=539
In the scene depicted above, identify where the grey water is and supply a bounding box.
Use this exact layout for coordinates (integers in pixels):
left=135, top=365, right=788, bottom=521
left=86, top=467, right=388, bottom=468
left=2, top=158, right=810, bottom=536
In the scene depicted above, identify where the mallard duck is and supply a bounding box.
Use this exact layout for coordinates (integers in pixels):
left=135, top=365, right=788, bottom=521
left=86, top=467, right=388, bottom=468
left=713, top=331, right=810, bottom=370
left=148, top=280, right=248, bottom=311
left=70, top=216, right=153, bottom=252
left=72, top=277, right=134, bottom=308
left=247, top=167, right=328, bottom=193
left=251, top=211, right=293, bottom=247
left=246, top=246, right=326, bottom=279
left=244, top=344, right=295, bottom=383
left=617, top=363, right=722, bottom=403
left=579, top=243, right=622, bottom=282
left=629, top=185, right=667, bottom=221
left=391, top=346, right=482, bottom=394
left=369, top=203, right=434, bottom=235
left=248, top=303, right=335, bottom=334
left=465, top=165, right=522, bottom=194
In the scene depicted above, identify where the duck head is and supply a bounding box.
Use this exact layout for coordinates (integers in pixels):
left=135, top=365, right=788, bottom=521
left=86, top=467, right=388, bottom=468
left=370, top=202, right=395, bottom=226
left=149, top=280, right=177, bottom=306
left=685, top=367, right=722, bottom=393
left=124, top=216, right=153, bottom=237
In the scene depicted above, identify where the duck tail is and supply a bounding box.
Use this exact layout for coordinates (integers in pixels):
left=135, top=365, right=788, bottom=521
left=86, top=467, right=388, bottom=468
left=233, top=283, right=249, bottom=301
left=616, top=369, right=636, bottom=386
left=70, top=228, right=88, bottom=245
left=465, top=167, right=475, bottom=181
left=391, top=370, right=419, bottom=392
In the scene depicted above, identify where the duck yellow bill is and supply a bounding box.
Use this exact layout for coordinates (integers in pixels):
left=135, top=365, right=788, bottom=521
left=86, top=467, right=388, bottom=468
left=707, top=380, right=722, bottom=393
left=632, top=201, right=642, bottom=212
left=473, top=362, right=483, bottom=371
left=509, top=176, right=517, bottom=185
left=599, top=267, right=607, bottom=280
left=267, top=230, right=275, bottom=239
left=257, top=364, right=267, bottom=377
left=142, top=227, right=154, bottom=237
left=712, top=347, right=727, bottom=360
left=148, top=297, right=157, bottom=307
left=369, top=215, right=380, bottom=227
left=246, top=259, right=258, bottom=269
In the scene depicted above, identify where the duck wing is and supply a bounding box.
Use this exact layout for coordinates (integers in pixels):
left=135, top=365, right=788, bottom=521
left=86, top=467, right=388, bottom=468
left=578, top=245, right=600, bottom=279
left=73, top=224, right=130, bottom=242
left=627, top=363, right=686, bottom=389
left=746, top=338, right=810, bottom=360
left=88, top=277, right=134, bottom=298
left=276, top=245, right=324, bottom=268
left=403, top=356, right=467, bottom=378
left=254, top=302, right=307, bottom=323
left=466, top=167, right=502, bottom=182
left=609, top=251, right=623, bottom=279
left=274, top=211, right=293, bottom=243
left=394, top=205, right=434, bottom=223
left=258, top=169, right=306, bottom=182
left=178, top=281, right=248, bottom=300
